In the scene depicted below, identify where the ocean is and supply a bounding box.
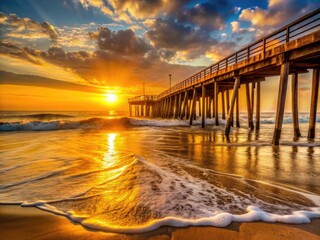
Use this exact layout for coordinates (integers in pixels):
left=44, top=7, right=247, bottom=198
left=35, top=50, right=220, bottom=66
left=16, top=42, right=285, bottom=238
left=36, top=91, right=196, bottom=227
left=0, top=111, right=319, bottom=233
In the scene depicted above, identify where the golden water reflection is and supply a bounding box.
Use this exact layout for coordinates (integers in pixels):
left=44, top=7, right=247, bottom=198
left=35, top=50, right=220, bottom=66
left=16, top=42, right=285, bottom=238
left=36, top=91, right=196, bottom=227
left=102, top=133, right=118, bottom=168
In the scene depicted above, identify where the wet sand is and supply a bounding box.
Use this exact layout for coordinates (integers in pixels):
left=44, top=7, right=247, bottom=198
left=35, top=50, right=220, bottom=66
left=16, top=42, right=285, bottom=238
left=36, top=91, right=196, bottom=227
left=1, top=205, right=319, bottom=240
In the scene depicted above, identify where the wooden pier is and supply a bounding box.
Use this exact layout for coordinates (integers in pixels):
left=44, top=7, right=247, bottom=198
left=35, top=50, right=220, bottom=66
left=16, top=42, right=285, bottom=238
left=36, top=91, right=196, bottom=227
left=128, top=9, right=320, bottom=145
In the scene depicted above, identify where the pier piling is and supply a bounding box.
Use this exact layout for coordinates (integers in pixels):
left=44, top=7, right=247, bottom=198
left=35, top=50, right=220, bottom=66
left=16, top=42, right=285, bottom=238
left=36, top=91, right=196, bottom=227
left=225, top=76, right=241, bottom=135
left=246, top=84, right=254, bottom=130
left=202, top=85, right=206, bottom=128
left=272, top=62, right=290, bottom=145
left=308, top=68, right=320, bottom=139
left=291, top=72, right=301, bottom=138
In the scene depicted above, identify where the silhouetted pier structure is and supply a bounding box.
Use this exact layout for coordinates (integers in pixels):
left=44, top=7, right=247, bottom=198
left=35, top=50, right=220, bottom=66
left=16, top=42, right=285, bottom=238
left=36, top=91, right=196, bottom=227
left=128, top=9, right=320, bottom=145
left=128, top=95, right=157, bottom=117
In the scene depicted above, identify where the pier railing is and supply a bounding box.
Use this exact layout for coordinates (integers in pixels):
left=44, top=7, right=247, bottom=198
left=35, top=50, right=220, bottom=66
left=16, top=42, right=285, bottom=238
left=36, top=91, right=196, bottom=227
left=128, top=95, right=157, bottom=103
left=156, top=9, right=320, bottom=100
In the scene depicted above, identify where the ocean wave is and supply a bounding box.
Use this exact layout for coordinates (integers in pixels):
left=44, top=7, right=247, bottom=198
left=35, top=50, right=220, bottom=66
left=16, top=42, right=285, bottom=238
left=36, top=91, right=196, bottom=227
left=0, top=117, right=202, bottom=131
left=0, top=117, right=130, bottom=131
left=0, top=113, right=75, bottom=119
left=0, top=115, right=319, bottom=131
left=259, top=116, right=320, bottom=124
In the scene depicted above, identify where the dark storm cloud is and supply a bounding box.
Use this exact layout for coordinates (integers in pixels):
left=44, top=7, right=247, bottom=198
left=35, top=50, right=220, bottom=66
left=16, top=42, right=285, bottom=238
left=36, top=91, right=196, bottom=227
left=89, top=27, right=151, bottom=55
left=177, top=1, right=232, bottom=31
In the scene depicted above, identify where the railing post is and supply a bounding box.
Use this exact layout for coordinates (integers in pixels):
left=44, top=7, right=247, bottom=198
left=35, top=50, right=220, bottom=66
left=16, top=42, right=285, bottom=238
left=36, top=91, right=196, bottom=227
left=286, top=27, right=290, bottom=42
left=263, top=38, right=266, bottom=59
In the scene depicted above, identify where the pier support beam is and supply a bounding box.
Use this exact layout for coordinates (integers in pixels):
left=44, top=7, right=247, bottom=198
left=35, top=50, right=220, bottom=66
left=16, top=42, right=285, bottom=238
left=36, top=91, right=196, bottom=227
left=251, top=82, right=255, bottom=118
left=308, top=68, right=320, bottom=139
left=236, top=87, right=240, bottom=128
left=129, top=104, right=132, bottom=117
left=225, top=76, right=241, bottom=135
left=198, top=97, right=201, bottom=117
left=212, top=89, right=215, bottom=118
left=215, top=82, right=219, bottom=126
left=173, top=95, right=178, bottom=118
left=207, top=97, right=211, bottom=119
left=291, top=72, right=301, bottom=138
left=272, top=62, right=290, bottom=145
left=176, top=93, right=182, bottom=118
left=226, top=90, right=230, bottom=113
left=186, top=99, right=190, bottom=119
left=189, top=88, right=197, bottom=125
left=222, top=90, right=226, bottom=120
left=256, top=82, right=261, bottom=131
left=202, top=85, right=206, bottom=128
left=181, top=91, right=188, bottom=119
left=246, top=83, right=254, bottom=130
left=141, top=104, right=144, bottom=117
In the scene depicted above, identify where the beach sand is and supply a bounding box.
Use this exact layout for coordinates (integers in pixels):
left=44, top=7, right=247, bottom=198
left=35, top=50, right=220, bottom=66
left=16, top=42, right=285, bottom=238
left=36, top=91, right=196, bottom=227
left=1, top=205, right=320, bottom=240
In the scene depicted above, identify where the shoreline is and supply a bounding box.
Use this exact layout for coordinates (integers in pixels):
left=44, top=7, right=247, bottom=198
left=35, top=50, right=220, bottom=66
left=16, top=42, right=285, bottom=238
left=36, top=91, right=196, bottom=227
left=1, top=205, right=320, bottom=240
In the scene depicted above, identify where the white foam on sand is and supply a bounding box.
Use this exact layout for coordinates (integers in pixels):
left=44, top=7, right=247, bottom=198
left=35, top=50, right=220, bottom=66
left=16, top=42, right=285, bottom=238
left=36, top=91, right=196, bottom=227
left=36, top=204, right=320, bottom=234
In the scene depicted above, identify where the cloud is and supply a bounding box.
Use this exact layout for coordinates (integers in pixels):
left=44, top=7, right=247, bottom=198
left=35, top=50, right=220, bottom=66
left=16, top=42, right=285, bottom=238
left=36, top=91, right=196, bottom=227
left=0, top=40, right=43, bottom=64
left=0, top=70, right=103, bottom=94
left=56, top=25, right=96, bottom=50
left=205, top=41, right=237, bottom=62
left=239, top=0, right=320, bottom=36
left=145, top=18, right=215, bottom=59
left=76, top=0, right=195, bottom=24
left=230, top=21, right=255, bottom=34
left=0, top=13, right=59, bottom=42
left=177, top=2, right=232, bottom=31
left=78, top=0, right=113, bottom=16
left=105, top=0, right=188, bottom=20
left=89, top=27, right=151, bottom=56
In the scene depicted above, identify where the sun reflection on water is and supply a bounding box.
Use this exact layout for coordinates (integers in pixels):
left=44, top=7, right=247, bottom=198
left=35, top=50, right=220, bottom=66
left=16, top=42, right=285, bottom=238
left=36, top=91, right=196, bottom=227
left=102, top=133, right=117, bottom=168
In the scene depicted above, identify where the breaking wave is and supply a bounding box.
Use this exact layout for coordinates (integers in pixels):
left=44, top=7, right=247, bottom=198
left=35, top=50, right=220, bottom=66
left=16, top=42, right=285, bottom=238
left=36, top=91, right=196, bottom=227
left=0, top=114, right=319, bottom=131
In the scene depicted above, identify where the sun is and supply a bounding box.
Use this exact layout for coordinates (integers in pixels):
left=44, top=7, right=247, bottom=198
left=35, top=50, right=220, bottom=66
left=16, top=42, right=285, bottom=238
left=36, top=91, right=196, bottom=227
left=104, top=93, right=118, bottom=104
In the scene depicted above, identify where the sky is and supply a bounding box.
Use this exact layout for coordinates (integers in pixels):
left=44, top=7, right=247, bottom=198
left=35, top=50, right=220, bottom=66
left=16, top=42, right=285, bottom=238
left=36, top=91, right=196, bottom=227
left=0, top=0, right=319, bottom=111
